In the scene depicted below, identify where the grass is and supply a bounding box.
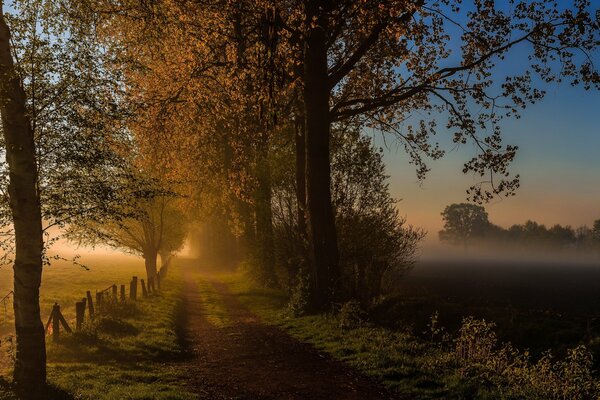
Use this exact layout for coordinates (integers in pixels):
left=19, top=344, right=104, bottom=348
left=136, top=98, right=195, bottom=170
left=194, top=277, right=230, bottom=328
left=216, top=272, right=600, bottom=399
left=0, top=254, right=196, bottom=400
left=0, top=252, right=152, bottom=333
left=218, top=273, right=465, bottom=398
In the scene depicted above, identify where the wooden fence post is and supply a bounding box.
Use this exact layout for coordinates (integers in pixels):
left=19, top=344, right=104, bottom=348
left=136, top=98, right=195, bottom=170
left=86, top=290, right=94, bottom=319
left=46, top=303, right=71, bottom=343
left=112, top=284, right=117, bottom=300
left=130, top=277, right=138, bottom=301
left=52, top=304, right=60, bottom=342
left=120, top=284, right=126, bottom=302
left=44, top=303, right=57, bottom=339
left=96, top=292, right=103, bottom=311
left=75, top=301, right=85, bottom=331
left=141, top=279, right=148, bottom=297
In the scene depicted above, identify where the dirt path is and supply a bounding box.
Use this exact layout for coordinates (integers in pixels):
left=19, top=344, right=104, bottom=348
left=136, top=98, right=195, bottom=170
left=179, top=266, right=400, bottom=400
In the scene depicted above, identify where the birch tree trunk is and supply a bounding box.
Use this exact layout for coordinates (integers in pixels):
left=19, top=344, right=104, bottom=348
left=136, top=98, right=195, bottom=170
left=0, top=4, right=46, bottom=391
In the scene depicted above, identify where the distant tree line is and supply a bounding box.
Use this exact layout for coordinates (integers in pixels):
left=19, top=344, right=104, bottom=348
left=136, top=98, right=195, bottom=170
left=1, top=0, right=599, bottom=395
left=440, top=203, right=600, bottom=251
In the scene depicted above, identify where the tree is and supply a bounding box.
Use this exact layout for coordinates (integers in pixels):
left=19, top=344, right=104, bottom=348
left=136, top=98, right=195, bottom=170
left=439, top=203, right=489, bottom=250
left=88, top=1, right=284, bottom=285
left=87, top=0, right=600, bottom=311
left=264, top=0, right=600, bottom=310
left=69, top=195, right=188, bottom=283
left=0, top=2, right=156, bottom=388
left=592, top=219, right=600, bottom=241
left=0, top=2, right=45, bottom=390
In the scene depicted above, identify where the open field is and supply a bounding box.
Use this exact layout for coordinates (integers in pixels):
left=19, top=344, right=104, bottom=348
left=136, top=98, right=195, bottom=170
left=0, top=252, right=150, bottom=334
left=379, top=259, right=600, bottom=359
left=0, top=256, right=195, bottom=400
left=0, top=257, right=597, bottom=399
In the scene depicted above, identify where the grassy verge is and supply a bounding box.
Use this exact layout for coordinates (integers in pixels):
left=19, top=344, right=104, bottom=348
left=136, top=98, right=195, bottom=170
left=219, top=273, right=599, bottom=400
left=1, top=260, right=195, bottom=400
left=219, top=274, right=459, bottom=398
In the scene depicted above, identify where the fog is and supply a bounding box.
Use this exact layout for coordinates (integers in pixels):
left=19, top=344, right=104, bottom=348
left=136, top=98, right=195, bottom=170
left=401, top=241, right=600, bottom=314
left=420, top=240, right=600, bottom=266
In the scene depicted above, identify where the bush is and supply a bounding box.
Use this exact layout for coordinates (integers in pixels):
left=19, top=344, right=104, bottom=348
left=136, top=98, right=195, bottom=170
left=338, top=300, right=367, bottom=330
left=455, top=317, right=497, bottom=365
left=451, top=316, right=600, bottom=399
left=287, top=269, right=311, bottom=317
left=332, top=129, right=424, bottom=303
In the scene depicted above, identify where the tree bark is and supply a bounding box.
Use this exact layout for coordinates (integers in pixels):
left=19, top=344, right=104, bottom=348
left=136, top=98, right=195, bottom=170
left=291, top=101, right=307, bottom=287
left=0, top=6, right=46, bottom=391
left=294, top=102, right=307, bottom=245
left=144, top=249, right=158, bottom=283
left=303, top=0, right=339, bottom=311
left=255, top=140, right=276, bottom=286
left=159, top=249, right=171, bottom=269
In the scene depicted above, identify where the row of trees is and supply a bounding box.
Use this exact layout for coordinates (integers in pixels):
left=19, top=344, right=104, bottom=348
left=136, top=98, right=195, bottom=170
left=440, top=203, right=600, bottom=251
left=0, top=0, right=598, bottom=395
left=0, top=0, right=189, bottom=393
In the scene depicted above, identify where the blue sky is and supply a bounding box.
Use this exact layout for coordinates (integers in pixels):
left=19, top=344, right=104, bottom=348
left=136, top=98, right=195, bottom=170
left=374, top=1, right=600, bottom=241
left=382, top=82, right=600, bottom=239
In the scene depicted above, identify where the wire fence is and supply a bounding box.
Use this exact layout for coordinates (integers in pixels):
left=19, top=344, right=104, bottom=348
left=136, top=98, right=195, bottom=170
left=0, top=263, right=170, bottom=343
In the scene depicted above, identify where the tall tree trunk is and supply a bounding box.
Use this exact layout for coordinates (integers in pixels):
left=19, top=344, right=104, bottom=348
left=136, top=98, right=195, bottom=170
left=255, top=140, right=275, bottom=286
left=159, top=250, right=171, bottom=269
left=303, top=0, right=339, bottom=311
left=144, top=249, right=158, bottom=283
left=290, top=101, right=307, bottom=288
left=295, top=102, right=307, bottom=245
left=0, top=7, right=46, bottom=392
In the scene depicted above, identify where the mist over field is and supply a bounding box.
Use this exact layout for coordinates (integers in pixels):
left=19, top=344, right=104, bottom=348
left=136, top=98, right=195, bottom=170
left=0, top=0, right=599, bottom=399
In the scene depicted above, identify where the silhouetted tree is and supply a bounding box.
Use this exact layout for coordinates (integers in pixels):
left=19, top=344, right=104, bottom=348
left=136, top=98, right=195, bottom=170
left=69, top=195, right=187, bottom=283
left=439, top=203, right=490, bottom=250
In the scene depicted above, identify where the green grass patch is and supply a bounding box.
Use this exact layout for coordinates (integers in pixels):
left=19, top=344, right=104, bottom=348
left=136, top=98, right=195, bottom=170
left=194, top=278, right=231, bottom=328
left=220, top=273, right=600, bottom=399
left=0, top=259, right=195, bottom=400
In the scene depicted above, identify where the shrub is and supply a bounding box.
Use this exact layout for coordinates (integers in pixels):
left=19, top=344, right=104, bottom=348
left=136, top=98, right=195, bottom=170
left=451, top=316, right=600, bottom=399
left=287, top=269, right=311, bottom=317
left=338, top=300, right=367, bottom=330
left=332, top=128, right=425, bottom=304
left=455, top=317, right=497, bottom=365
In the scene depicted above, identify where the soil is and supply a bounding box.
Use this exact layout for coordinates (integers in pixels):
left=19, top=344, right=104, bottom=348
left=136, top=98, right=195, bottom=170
left=179, top=266, right=400, bottom=400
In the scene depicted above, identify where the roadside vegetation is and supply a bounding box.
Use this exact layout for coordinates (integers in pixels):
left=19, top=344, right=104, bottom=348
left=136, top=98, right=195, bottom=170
left=216, top=273, right=600, bottom=399
left=0, top=258, right=194, bottom=400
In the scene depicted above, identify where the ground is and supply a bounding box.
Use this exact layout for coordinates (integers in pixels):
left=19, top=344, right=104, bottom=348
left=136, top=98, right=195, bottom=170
left=0, top=257, right=402, bottom=399
left=1, top=256, right=597, bottom=399
left=178, top=264, right=398, bottom=399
